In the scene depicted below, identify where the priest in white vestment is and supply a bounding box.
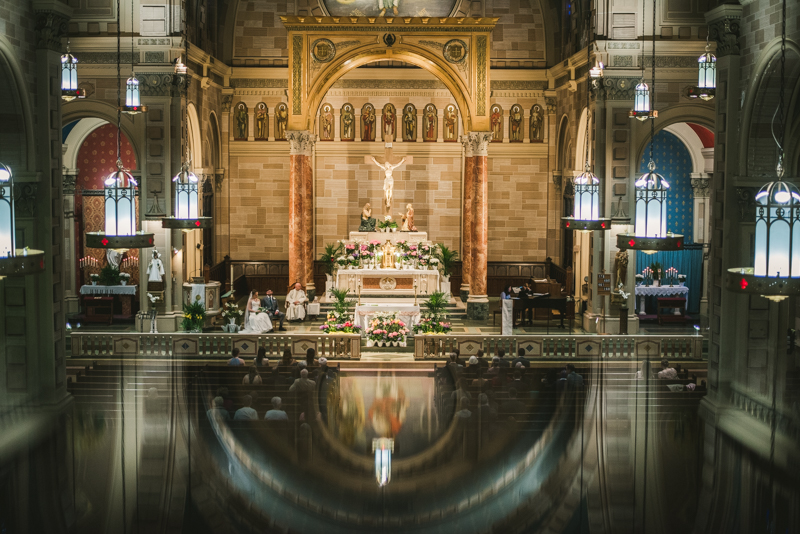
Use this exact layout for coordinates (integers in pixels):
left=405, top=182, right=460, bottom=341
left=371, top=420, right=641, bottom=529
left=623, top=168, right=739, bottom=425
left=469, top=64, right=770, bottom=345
left=286, top=282, right=308, bottom=321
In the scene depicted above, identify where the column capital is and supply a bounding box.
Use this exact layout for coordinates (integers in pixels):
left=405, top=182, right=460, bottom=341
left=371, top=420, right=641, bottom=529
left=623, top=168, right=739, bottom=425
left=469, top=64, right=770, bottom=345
left=33, top=0, right=72, bottom=52
left=545, top=97, right=557, bottom=115
left=691, top=176, right=711, bottom=198
left=286, top=130, right=317, bottom=156
left=460, top=134, right=474, bottom=157
left=221, top=94, right=233, bottom=113
left=466, top=132, right=493, bottom=156
left=705, top=4, right=743, bottom=57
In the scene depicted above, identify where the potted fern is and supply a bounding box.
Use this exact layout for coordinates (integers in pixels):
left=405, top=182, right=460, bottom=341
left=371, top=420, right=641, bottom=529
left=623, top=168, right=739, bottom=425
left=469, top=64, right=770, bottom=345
left=320, top=242, right=344, bottom=280
left=434, top=244, right=459, bottom=281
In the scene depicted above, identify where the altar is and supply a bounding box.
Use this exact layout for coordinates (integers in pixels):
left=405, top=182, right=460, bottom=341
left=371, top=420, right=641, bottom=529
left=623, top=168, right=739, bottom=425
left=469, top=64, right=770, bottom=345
left=635, top=285, right=689, bottom=315
left=336, top=268, right=439, bottom=295
left=354, top=303, right=421, bottom=331
left=348, top=231, right=428, bottom=244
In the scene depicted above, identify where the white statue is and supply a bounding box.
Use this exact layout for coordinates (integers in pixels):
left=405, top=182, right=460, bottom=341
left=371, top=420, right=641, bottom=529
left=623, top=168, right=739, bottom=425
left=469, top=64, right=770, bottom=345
left=370, top=155, right=406, bottom=216
left=146, top=250, right=165, bottom=283
left=106, top=249, right=122, bottom=269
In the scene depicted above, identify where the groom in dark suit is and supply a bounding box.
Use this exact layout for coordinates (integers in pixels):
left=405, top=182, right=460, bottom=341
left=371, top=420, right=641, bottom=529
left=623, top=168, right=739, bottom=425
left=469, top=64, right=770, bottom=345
left=261, top=289, right=286, bottom=331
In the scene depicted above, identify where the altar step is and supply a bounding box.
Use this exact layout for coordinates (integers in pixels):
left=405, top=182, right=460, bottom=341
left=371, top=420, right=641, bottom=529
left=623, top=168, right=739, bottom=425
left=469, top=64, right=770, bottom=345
left=315, top=301, right=467, bottom=319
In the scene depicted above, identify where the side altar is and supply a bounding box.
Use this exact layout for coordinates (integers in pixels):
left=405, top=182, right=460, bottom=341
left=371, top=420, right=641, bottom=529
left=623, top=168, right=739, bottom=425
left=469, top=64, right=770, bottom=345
left=348, top=231, right=427, bottom=244
left=336, top=268, right=439, bottom=296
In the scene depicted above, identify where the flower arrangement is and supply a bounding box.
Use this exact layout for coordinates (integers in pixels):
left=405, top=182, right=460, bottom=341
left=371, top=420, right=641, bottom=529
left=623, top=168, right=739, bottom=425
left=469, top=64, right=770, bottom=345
left=90, top=273, right=100, bottom=284
left=412, top=292, right=452, bottom=334
left=181, top=295, right=206, bottom=332
left=343, top=242, right=361, bottom=267
left=635, top=273, right=644, bottom=285
left=119, top=272, right=131, bottom=285
left=320, top=287, right=360, bottom=333
left=221, top=301, right=243, bottom=323
left=378, top=218, right=398, bottom=231
left=365, top=312, right=409, bottom=346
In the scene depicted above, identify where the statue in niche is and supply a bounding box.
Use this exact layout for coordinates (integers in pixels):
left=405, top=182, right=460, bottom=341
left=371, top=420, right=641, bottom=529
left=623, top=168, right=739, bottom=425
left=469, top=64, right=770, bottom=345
left=359, top=203, right=376, bottom=231
left=275, top=103, right=288, bottom=140
left=362, top=104, right=376, bottom=142
left=509, top=104, right=523, bottom=142
left=615, top=249, right=628, bottom=288
left=443, top=105, right=457, bottom=141
left=530, top=104, right=544, bottom=142
left=382, top=103, right=396, bottom=141
left=254, top=103, right=268, bottom=140
left=402, top=104, right=416, bottom=141
left=320, top=104, right=334, bottom=140
left=423, top=104, right=437, bottom=142
left=341, top=103, right=355, bottom=141
left=235, top=103, right=248, bottom=140
left=490, top=105, right=503, bottom=142
left=400, top=203, right=417, bottom=232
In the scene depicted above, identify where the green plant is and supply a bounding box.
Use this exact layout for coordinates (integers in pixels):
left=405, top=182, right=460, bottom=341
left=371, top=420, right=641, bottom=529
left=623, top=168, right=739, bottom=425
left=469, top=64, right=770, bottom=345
left=319, top=242, right=344, bottom=275
left=650, top=262, right=662, bottom=279
left=434, top=243, right=459, bottom=277
left=181, top=297, right=206, bottom=332
left=422, top=291, right=448, bottom=317
left=329, top=287, right=354, bottom=317
left=98, top=265, right=121, bottom=285
left=378, top=219, right=398, bottom=230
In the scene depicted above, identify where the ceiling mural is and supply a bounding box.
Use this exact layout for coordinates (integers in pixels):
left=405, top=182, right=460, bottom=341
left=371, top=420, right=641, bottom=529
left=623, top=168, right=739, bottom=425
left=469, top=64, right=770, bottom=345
left=320, top=0, right=458, bottom=17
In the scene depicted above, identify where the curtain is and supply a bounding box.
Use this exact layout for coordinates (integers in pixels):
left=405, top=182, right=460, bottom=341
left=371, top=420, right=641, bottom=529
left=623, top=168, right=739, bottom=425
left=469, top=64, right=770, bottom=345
left=636, top=247, right=704, bottom=314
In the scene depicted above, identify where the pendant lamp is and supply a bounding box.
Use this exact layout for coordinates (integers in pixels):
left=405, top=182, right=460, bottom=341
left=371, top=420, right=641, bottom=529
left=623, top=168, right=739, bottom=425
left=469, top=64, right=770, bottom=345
left=629, top=0, right=657, bottom=121
left=727, top=0, right=800, bottom=302
left=0, top=162, right=45, bottom=278
left=121, top=0, right=146, bottom=115
left=61, top=39, right=85, bottom=102
left=688, top=37, right=716, bottom=100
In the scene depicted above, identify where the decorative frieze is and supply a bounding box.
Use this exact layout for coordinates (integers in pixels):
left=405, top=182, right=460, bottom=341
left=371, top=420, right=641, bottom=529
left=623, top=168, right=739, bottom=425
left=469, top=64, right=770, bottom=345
left=230, top=79, right=289, bottom=89
left=603, top=77, right=641, bottom=100
left=74, top=52, right=136, bottom=64
left=691, top=177, right=711, bottom=198
left=706, top=5, right=742, bottom=57
left=34, top=10, right=69, bottom=52
left=642, top=56, right=701, bottom=69
left=137, top=73, right=178, bottom=97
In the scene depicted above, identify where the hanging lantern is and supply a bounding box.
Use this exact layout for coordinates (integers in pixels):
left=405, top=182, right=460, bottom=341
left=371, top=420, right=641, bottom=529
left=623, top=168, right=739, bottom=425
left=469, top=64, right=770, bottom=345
left=121, top=74, right=147, bottom=114
left=589, top=60, right=604, bottom=79
left=617, top=160, right=683, bottom=252
left=0, top=162, right=45, bottom=277
left=689, top=44, right=716, bottom=100
left=61, top=43, right=85, bottom=102
left=373, top=438, right=394, bottom=487
left=162, top=161, right=212, bottom=230
left=629, top=82, right=657, bottom=121
left=562, top=165, right=610, bottom=231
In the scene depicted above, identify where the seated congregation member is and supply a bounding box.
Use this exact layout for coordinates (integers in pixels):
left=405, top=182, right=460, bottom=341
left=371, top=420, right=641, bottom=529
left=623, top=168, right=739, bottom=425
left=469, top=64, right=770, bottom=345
left=285, top=282, right=308, bottom=321
left=207, top=396, right=231, bottom=422
left=289, top=369, right=316, bottom=394
left=566, top=363, right=584, bottom=389
left=510, top=370, right=531, bottom=395
left=254, top=347, right=270, bottom=369
left=305, top=348, right=318, bottom=369
left=242, top=366, right=262, bottom=385
left=497, top=349, right=511, bottom=368
left=227, top=348, right=245, bottom=366
left=477, top=393, right=497, bottom=422
left=260, top=289, right=287, bottom=331
left=512, top=348, right=530, bottom=368
left=234, top=395, right=258, bottom=420
left=264, top=396, right=289, bottom=421
left=657, top=359, right=678, bottom=380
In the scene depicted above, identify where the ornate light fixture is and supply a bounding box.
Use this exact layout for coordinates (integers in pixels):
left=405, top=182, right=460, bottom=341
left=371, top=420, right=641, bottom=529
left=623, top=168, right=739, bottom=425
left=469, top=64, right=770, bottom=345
left=373, top=437, right=394, bottom=487
left=630, top=0, right=657, bottom=121
left=688, top=38, right=716, bottom=100
left=121, top=0, right=146, bottom=115
left=727, top=0, right=800, bottom=302
left=0, top=162, right=45, bottom=278
left=61, top=39, right=85, bottom=102
left=162, top=32, right=212, bottom=231
left=86, top=0, right=152, bottom=250
left=618, top=0, right=682, bottom=253
left=563, top=20, right=610, bottom=232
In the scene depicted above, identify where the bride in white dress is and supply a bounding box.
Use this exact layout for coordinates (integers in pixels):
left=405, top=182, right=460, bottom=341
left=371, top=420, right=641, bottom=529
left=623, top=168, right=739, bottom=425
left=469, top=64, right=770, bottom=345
left=241, top=291, right=273, bottom=334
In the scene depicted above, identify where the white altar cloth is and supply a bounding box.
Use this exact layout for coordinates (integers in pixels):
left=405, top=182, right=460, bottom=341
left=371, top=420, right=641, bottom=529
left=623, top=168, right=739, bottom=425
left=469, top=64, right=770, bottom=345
left=348, top=231, right=428, bottom=244
left=336, top=268, right=440, bottom=295
left=354, top=303, right=421, bottom=332
left=80, top=284, right=137, bottom=295
left=634, top=285, right=688, bottom=315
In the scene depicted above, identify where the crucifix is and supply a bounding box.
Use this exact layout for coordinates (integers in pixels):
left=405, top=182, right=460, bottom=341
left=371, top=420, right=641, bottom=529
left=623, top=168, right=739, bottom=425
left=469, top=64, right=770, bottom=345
left=365, top=133, right=413, bottom=218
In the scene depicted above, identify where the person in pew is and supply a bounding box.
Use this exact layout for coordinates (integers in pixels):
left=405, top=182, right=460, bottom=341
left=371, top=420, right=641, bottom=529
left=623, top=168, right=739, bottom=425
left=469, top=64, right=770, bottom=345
left=492, top=367, right=512, bottom=389
left=305, top=348, right=318, bottom=368
left=254, top=347, right=270, bottom=369
left=260, top=289, right=287, bottom=331
left=228, top=348, right=245, bottom=366
left=511, top=348, right=530, bottom=368
left=234, top=395, right=258, bottom=420
left=565, top=363, right=584, bottom=390
left=497, top=349, right=511, bottom=368
left=207, top=396, right=231, bottom=422
left=264, top=396, right=289, bottom=421
left=657, top=359, right=678, bottom=380
left=499, top=388, right=526, bottom=421
left=455, top=397, right=472, bottom=420
left=510, top=370, right=531, bottom=395
left=242, top=366, right=262, bottom=385
left=289, top=369, right=316, bottom=395
left=486, top=357, right=501, bottom=378
left=477, top=393, right=497, bottom=422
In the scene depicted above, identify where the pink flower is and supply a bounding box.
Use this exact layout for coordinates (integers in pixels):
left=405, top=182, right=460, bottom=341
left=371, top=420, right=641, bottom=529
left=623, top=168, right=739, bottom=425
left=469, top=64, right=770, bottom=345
left=345, top=243, right=355, bottom=249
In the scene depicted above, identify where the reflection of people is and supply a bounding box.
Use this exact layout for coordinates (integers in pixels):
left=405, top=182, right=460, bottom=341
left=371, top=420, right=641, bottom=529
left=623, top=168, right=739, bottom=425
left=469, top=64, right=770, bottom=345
left=359, top=202, right=377, bottom=231
left=146, top=250, right=165, bottom=282
left=378, top=0, right=399, bottom=17
left=286, top=282, right=308, bottom=321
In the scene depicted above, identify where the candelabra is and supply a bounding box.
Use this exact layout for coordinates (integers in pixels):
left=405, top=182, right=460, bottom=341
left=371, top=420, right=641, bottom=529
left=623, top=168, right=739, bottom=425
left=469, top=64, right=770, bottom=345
left=664, top=267, right=679, bottom=286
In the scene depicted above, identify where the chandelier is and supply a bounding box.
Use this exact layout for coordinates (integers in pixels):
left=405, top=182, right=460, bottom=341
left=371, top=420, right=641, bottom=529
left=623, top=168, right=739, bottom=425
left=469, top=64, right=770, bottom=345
left=121, top=0, right=146, bottom=115
left=727, top=0, right=800, bottom=302
left=0, top=163, right=45, bottom=278
left=61, top=39, right=85, bottom=102
left=629, top=0, right=657, bottom=121
left=618, top=0, right=683, bottom=253
left=688, top=37, right=716, bottom=101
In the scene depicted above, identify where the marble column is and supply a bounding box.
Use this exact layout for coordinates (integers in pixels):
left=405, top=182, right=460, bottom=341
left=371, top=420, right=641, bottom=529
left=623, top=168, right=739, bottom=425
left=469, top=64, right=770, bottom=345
left=460, top=134, right=474, bottom=302
left=286, top=131, right=316, bottom=294
left=466, top=132, right=493, bottom=320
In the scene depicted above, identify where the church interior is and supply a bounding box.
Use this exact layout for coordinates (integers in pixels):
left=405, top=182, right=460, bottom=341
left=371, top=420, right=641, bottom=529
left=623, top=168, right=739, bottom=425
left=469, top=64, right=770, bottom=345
left=1, top=0, right=799, bottom=532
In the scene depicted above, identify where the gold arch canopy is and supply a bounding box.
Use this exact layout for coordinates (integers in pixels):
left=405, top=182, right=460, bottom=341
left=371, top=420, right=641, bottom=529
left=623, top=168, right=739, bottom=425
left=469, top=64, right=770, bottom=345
left=281, top=16, right=498, bottom=132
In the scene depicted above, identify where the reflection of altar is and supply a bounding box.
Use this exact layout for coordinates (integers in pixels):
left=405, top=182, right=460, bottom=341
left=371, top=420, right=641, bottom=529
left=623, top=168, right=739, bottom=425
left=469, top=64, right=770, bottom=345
left=354, top=303, right=421, bottom=332
left=349, top=231, right=428, bottom=244
left=336, top=268, right=439, bottom=295
left=634, top=285, right=689, bottom=315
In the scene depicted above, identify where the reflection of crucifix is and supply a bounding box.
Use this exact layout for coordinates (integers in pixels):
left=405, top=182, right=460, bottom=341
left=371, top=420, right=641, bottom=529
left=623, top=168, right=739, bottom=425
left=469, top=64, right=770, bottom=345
left=365, top=133, right=413, bottom=218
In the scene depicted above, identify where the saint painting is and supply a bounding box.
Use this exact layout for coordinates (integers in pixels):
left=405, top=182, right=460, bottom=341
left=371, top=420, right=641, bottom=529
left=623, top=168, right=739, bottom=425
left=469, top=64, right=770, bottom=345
left=381, top=104, right=396, bottom=141
left=490, top=104, right=503, bottom=142
left=402, top=104, right=416, bottom=141
left=443, top=104, right=458, bottom=141
left=530, top=104, right=544, bottom=142
left=423, top=104, right=437, bottom=142
left=320, top=103, right=334, bottom=141
left=341, top=103, right=355, bottom=141
left=509, top=104, right=523, bottom=142
left=275, top=103, right=288, bottom=141
left=234, top=102, right=248, bottom=140
left=361, top=103, right=376, bottom=142
left=254, top=103, right=268, bottom=140
left=321, top=0, right=457, bottom=17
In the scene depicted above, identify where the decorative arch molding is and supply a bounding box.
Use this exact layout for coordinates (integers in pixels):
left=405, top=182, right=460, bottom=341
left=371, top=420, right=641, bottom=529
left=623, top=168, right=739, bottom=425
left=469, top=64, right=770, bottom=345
left=187, top=102, right=203, bottom=173
left=0, top=36, right=36, bottom=172
left=663, top=123, right=707, bottom=176
left=63, top=118, right=107, bottom=171
left=574, top=107, right=589, bottom=174
left=282, top=16, right=497, bottom=133
left=632, top=104, right=716, bottom=171
left=63, top=100, right=144, bottom=170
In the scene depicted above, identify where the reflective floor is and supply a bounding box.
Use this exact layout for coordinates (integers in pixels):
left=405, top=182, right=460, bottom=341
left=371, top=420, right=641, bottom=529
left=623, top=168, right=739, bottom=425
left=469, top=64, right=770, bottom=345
left=65, top=357, right=708, bottom=534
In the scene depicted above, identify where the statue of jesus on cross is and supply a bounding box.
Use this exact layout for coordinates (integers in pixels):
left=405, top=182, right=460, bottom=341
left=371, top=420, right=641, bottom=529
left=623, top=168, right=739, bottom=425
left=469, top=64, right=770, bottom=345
left=366, top=133, right=412, bottom=218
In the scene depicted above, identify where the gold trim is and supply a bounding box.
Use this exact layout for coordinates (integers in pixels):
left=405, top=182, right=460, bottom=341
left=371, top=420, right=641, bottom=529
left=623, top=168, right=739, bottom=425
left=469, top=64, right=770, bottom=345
left=477, top=35, right=487, bottom=115
left=292, top=35, right=303, bottom=115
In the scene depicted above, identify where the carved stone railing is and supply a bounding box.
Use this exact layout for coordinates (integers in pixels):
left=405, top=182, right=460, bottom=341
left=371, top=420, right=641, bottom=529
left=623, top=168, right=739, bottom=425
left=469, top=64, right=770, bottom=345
left=730, top=384, right=799, bottom=442
left=413, top=334, right=703, bottom=360
left=70, top=332, right=361, bottom=360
